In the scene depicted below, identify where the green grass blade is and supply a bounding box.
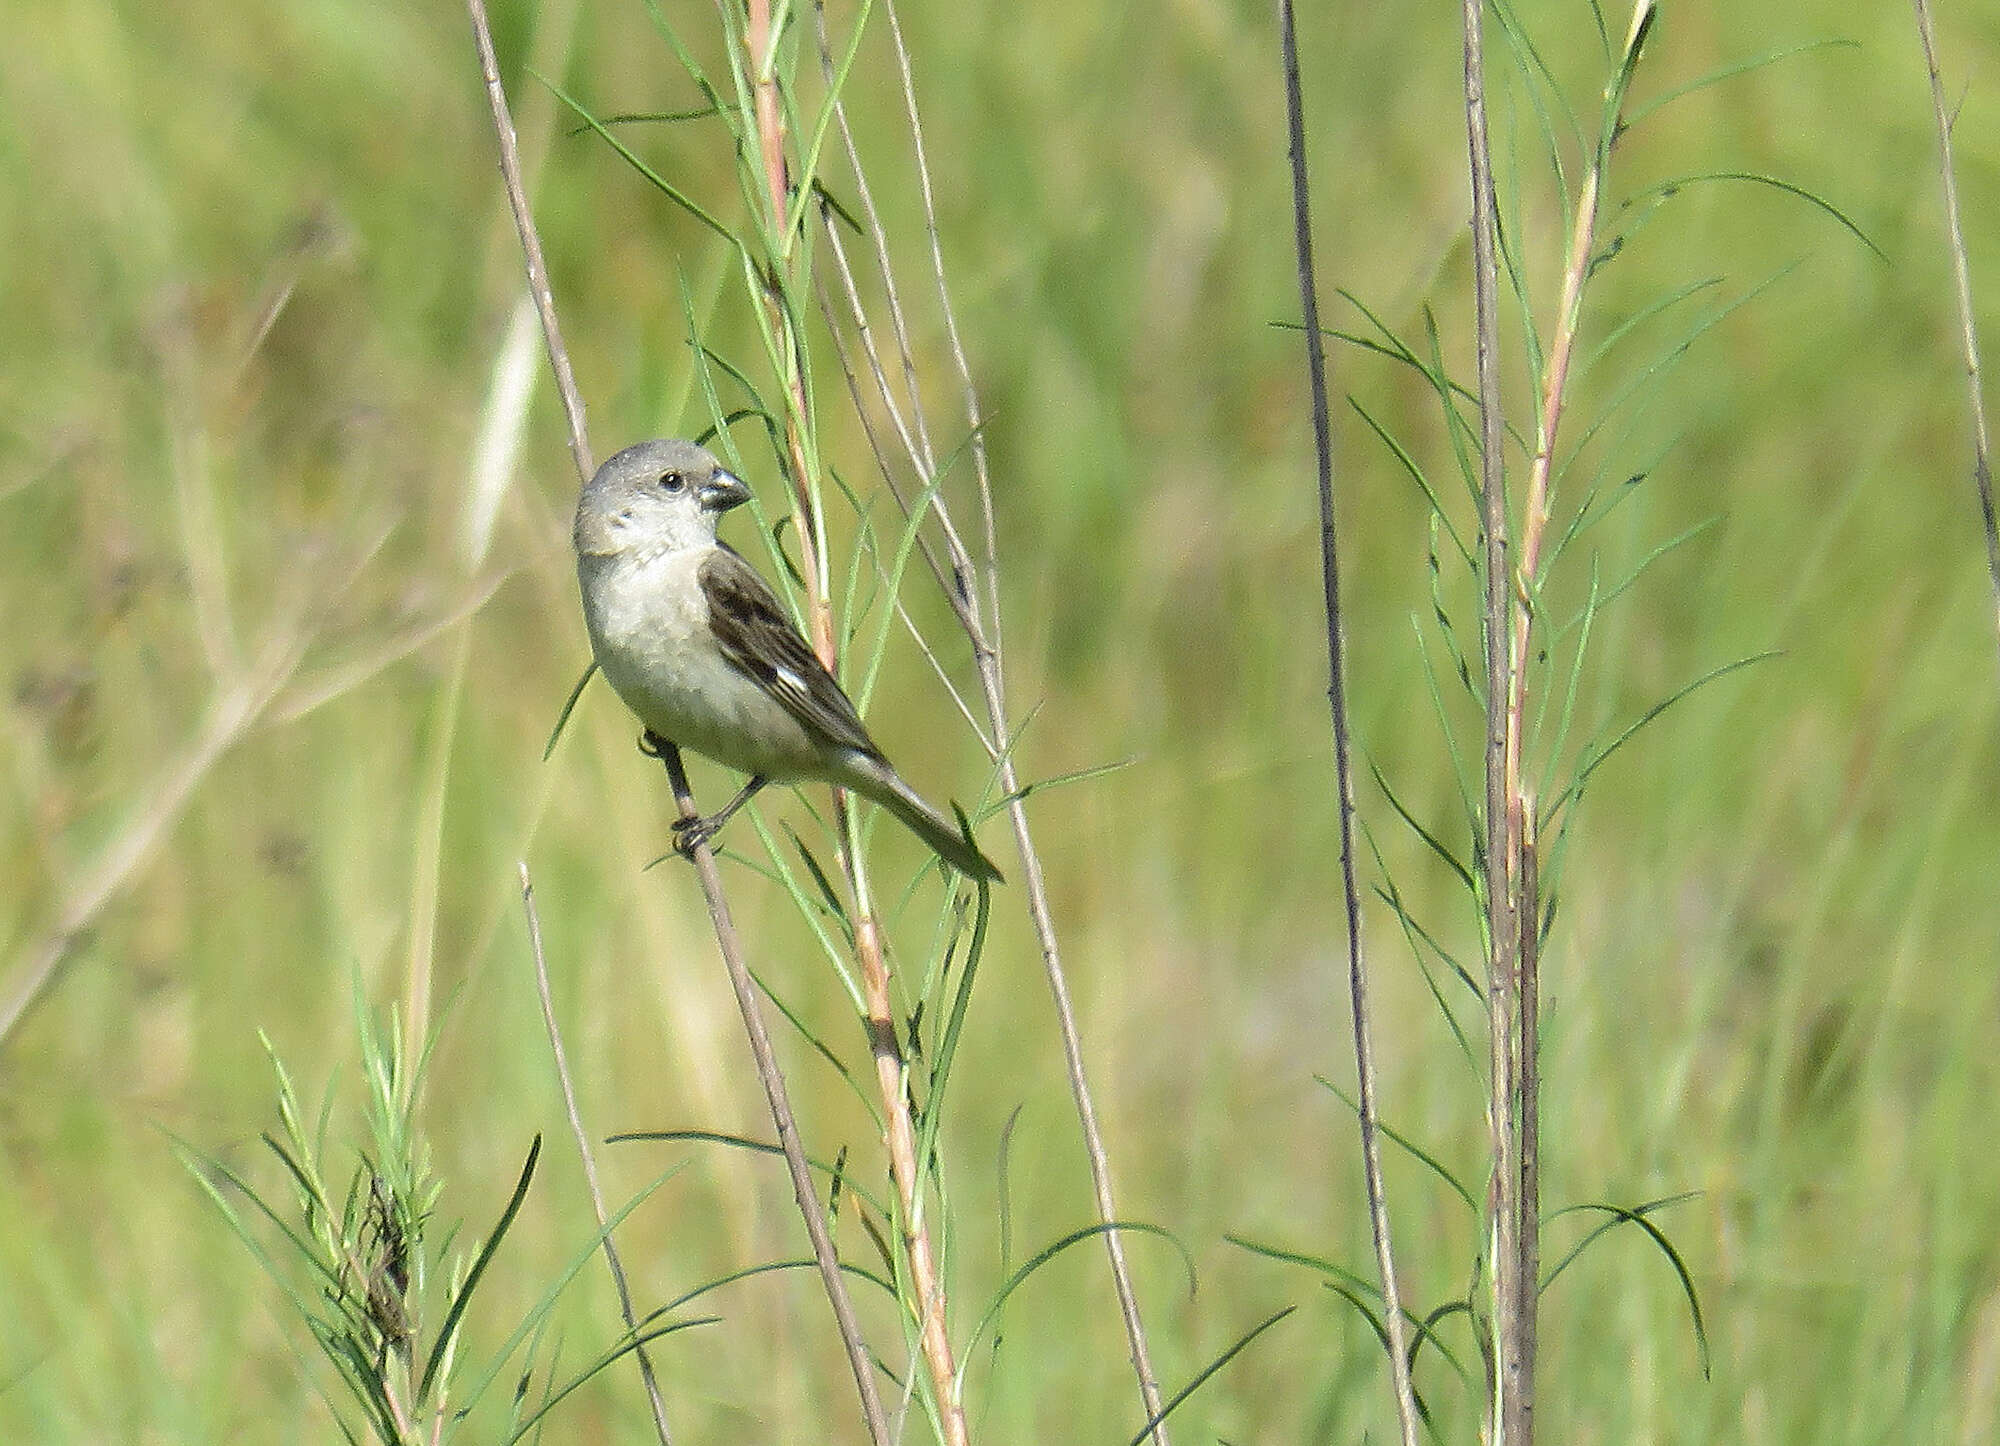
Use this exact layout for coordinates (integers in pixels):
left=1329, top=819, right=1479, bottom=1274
left=962, top=1222, right=1192, bottom=1370
left=420, top=1135, right=542, bottom=1405
left=534, top=74, right=738, bottom=247
left=607, top=1129, right=893, bottom=1219
left=1627, top=172, right=1884, bottom=259
left=1625, top=38, right=1860, bottom=132
left=1369, top=756, right=1476, bottom=896
left=1549, top=650, right=1780, bottom=826
left=1545, top=1196, right=1711, bottom=1378
left=1124, top=1306, right=1295, bottom=1446
left=1315, top=1075, right=1478, bottom=1212
left=1350, top=397, right=1474, bottom=570
left=542, top=662, right=596, bottom=762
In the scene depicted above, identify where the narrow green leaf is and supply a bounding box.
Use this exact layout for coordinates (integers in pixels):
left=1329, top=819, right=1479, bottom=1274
left=1349, top=397, right=1474, bottom=570
left=1549, top=651, right=1779, bottom=824
left=992, top=755, right=1137, bottom=809
left=1125, top=1307, right=1295, bottom=1446
left=420, top=1135, right=542, bottom=1405
left=608, top=1129, right=892, bottom=1219
left=502, top=1315, right=725, bottom=1442
left=1628, top=172, right=1884, bottom=259
left=534, top=73, right=739, bottom=247
left=543, top=662, right=597, bottom=762
left=1369, top=757, right=1476, bottom=896
left=916, top=878, right=991, bottom=1181
left=1226, top=1235, right=1473, bottom=1384
left=1575, top=275, right=1723, bottom=384
left=1315, top=1075, right=1478, bottom=1212
left=1625, top=39, right=1859, bottom=132
left=656, top=1257, right=897, bottom=1318
left=1545, top=1196, right=1711, bottom=1378
left=962, top=1223, right=1193, bottom=1371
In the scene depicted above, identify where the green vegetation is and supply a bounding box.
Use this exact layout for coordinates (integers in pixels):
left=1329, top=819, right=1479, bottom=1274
left=3, top=0, right=1997, bottom=1440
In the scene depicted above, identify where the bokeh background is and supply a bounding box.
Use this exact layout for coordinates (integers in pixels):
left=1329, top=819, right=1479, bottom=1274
left=4, top=0, right=1999, bottom=1440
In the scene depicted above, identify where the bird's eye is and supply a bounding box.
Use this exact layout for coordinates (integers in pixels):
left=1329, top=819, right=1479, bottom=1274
left=658, top=470, right=685, bottom=493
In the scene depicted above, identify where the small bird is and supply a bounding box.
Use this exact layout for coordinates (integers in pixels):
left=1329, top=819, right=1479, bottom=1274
left=574, top=438, right=1002, bottom=883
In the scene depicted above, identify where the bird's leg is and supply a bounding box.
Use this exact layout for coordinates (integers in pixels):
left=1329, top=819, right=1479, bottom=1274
left=670, top=775, right=767, bottom=857
left=639, top=734, right=768, bottom=858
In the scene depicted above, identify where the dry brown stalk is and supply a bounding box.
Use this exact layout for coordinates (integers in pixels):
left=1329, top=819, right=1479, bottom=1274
left=804, top=3, right=1172, bottom=1429
left=1459, top=0, right=1520, bottom=1434
left=1276, top=0, right=1420, bottom=1440
left=1910, top=0, right=2000, bottom=665
left=521, top=865, right=675, bottom=1446
left=462, top=2, right=892, bottom=1438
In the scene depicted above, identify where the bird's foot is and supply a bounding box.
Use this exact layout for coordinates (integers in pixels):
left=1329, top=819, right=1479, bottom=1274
left=670, top=812, right=723, bottom=860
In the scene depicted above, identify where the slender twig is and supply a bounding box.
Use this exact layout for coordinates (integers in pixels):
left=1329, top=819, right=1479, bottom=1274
left=466, top=0, right=591, bottom=484
left=461, top=5, right=888, bottom=1439
left=520, top=864, right=675, bottom=1446
left=810, top=6, right=984, bottom=643
left=738, top=3, right=967, bottom=1436
left=1911, top=0, right=2000, bottom=668
left=1492, top=15, right=1651, bottom=1438
left=651, top=744, right=892, bottom=1445
left=0, top=626, right=309, bottom=1045
left=1516, top=811, right=1541, bottom=1446
left=1459, top=0, right=1522, bottom=1437
left=1276, top=6, right=1420, bottom=1446
left=882, top=0, right=1000, bottom=642
left=811, top=8, right=1171, bottom=1430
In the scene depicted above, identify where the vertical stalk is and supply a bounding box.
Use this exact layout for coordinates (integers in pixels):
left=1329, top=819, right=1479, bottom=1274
left=1911, top=0, right=2000, bottom=667
left=1277, top=2, right=1419, bottom=1443
left=804, top=7, right=1170, bottom=1419
left=739, top=4, right=967, bottom=1439
left=1472, top=9, right=1652, bottom=1439
left=463, top=4, right=889, bottom=1439
left=1459, top=0, right=1522, bottom=1435
left=1514, top=811, right=1541, bottom=1446
left=520, top=866, right=676, bottom=1446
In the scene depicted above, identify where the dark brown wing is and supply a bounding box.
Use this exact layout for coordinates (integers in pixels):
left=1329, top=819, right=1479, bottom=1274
left=700, top=544, right=882, bottom=759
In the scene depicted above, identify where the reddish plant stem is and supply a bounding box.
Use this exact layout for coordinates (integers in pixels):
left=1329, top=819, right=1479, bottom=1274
left=740, top=4, right=967, bottom=1440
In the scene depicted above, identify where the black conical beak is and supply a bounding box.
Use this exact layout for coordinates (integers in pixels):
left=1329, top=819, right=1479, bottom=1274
left=700, top=469, right=752, bottom=513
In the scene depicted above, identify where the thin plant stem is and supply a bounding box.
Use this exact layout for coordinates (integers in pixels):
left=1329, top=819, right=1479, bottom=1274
left=1459, top=0, right=1523, bottom=1437
left=737, top=2, right=967, bottom=1435
left=461, top=4, right=889, bottom=1438
left=1276, top=3, right=1419, bottom=1445
left=1516, top=810, right=1541, bottom=1446
left=1911, top=0, right=2000, bottom=668
left=881, top=0, right=1003, bottom=644
left=465, top=0, right=590, bottom=484
left=809, top=8, right=1170, bottom=1429
left=743, top=0, right=832, bottom=631
left=1494, top=15, right=1651, bottom=1437
left=520, top=864, right=675, bottom=1446
left=652, top=743, right=893, bottom=1446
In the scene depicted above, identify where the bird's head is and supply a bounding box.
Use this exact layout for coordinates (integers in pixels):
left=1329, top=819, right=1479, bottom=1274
left=573, top=438, right=752, bottom=558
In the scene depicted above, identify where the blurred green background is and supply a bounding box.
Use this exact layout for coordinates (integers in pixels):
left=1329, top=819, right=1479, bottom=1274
left=4, top=0, right=1999, bottom=1440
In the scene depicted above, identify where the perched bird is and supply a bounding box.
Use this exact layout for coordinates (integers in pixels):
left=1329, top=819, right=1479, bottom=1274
left=573, top=438, right=1002, bottom=883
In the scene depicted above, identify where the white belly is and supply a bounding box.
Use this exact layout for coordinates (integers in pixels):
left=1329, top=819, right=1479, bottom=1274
left=577, top=547, right=820, bottom=779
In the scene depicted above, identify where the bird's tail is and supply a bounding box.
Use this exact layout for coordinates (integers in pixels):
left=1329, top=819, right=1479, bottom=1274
left=842, top=754, right=1004, bottom=883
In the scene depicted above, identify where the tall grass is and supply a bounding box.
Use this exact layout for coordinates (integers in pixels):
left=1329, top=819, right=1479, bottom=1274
left=1, top=0, right=1998, bottom=1441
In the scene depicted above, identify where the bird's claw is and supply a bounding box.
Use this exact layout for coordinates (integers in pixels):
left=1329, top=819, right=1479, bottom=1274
left=670, top=813, right=719, bottom=859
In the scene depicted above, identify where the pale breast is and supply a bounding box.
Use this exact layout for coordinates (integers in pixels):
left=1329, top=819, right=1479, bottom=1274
left=577, top=546, right=821, bottom=778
